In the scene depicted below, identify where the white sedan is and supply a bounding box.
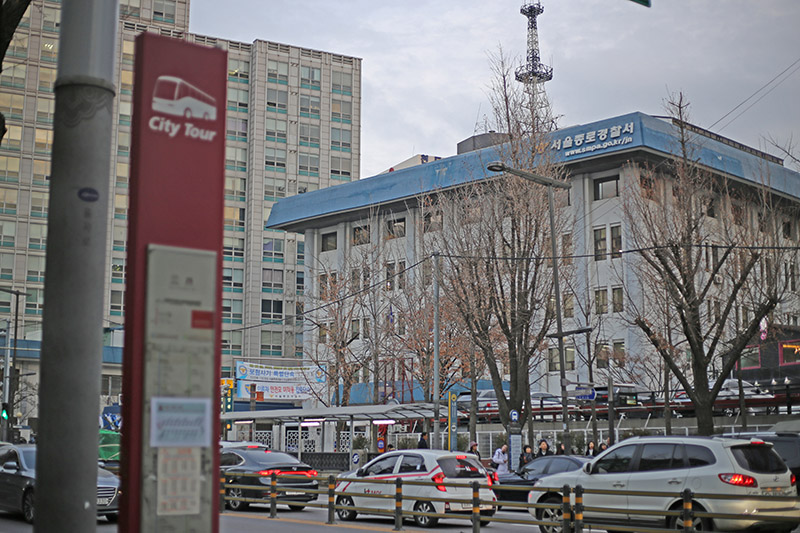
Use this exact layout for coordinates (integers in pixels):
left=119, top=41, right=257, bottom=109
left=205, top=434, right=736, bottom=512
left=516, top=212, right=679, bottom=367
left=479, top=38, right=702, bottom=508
left=336, top=449, right=496, bottom=527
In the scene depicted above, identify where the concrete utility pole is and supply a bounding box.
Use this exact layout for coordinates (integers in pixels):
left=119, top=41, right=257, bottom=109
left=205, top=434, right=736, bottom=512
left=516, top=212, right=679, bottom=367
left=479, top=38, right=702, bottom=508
left=35, top=1, right=118, bottom=532
left=432, top=252, right=440, bottom=449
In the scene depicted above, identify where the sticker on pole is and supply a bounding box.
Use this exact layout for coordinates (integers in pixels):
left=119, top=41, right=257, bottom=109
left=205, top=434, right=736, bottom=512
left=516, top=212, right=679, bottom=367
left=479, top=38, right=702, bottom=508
left=509, top=409, right=519, bottom=422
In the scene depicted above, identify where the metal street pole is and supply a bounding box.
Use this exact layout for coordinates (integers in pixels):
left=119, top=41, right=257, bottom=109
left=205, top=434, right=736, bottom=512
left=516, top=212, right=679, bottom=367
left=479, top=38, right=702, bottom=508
left=36, top=1, right=118, bottom=532
left=1, top=319, right=9, bottom=442
left=487, top=162, right=573, bottom=452
left=433, top=252, right=441, bottom=449
left=0, top=287, right=30, bottom=440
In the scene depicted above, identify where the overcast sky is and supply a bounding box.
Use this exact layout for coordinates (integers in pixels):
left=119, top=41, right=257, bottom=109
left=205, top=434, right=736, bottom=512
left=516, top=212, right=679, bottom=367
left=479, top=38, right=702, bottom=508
left=189, top=0, right=800, bottom=178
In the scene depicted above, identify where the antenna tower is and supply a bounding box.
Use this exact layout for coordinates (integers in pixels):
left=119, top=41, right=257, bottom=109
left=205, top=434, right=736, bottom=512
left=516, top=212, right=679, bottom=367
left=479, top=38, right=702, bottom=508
left=515, top=2, right=553, bottom=128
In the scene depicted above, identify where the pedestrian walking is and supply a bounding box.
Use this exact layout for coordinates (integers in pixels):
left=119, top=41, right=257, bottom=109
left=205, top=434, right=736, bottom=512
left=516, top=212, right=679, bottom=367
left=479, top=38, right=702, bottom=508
left=469, top=441, right=481, bottom=460
left=492, top=444, right=509, bottom=475
left=417, top=432, right=429, bottom=449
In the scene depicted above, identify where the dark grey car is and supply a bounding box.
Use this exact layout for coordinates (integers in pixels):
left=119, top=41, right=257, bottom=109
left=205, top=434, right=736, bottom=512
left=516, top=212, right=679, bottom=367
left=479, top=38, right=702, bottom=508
left=0, top=443, right=120, bottom=523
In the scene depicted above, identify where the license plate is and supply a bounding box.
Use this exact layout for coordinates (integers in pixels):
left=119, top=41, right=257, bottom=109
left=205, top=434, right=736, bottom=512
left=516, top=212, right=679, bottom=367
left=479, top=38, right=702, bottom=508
left=761, top=488, right=785, bottom=496
left=284, top=491, right=304, bottom=496
left=97, top=497, right=112, bottom=506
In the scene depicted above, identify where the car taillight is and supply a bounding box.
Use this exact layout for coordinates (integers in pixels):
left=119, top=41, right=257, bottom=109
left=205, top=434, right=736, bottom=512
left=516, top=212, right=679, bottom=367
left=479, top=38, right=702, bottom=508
left=305, top=469, right=319, bottom=477
left=719, top=473, right=758, bottom=487
left=259, top=469, right=282, bottom=477
left=486, top=473, right=493, bottom=487
left=791, top=474, right=796, bottom=486
left=432, top=472, right=447, bottom=492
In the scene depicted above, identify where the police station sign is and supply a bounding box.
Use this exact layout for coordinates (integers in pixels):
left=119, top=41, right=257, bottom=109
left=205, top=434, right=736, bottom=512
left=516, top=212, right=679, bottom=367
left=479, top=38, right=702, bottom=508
left=549, top=120, right=636, bottom=158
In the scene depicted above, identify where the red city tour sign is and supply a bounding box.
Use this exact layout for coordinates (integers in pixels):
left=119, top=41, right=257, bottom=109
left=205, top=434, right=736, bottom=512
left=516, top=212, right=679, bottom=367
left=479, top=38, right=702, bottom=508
left=121, top=33, right=226, bottom=533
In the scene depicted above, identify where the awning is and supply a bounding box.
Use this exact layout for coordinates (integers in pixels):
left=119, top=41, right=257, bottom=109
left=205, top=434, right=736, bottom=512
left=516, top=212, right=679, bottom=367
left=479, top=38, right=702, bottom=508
left=221, top=402, right=436, bottom=423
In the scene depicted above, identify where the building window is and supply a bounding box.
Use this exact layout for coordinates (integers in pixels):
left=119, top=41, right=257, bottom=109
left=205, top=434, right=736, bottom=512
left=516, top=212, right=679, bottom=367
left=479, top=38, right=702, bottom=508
left=260, top=330, right=283, bottom=354
left=0, top=188, right=17, bottom=214
left=266, top=88, right=288, bottom=113
left=0, top=221, right=15, bottom=247
left=265, top=147, right=286, bottom=171
left=562, top=233, right=573, bottom=265
left=117, top=131, right=130, bottom=156
left=331, top=156, right=351, bottom=179
left=264, top=177, right=286, bottom=200
left=222, top=330, right=242, bottom=354
left=224, top=236, right=245, bottom=262
left=299, top=123, right=320, bottom=146
left=318, top=323, right=328, bottom=344
left=385, top=218, right=406, bottom=239
left=263, top=237, right=284, bottom=261
left=297, top=241, right=305, bottom=264
left=26, top=255, right=45, bottom=283
left=0, top=253, right=13, bottom=279
left=779, top=340, right=800, bottom=365
left=262, top=268, right=283, bottom=291
left=114, top=193, right=128, bottom=219
left=40, top=37, right=58, bottom=62
left=33, top=159, right=49, bottom=185
left=101, top=374, right=122, bottom=396
left=563, top=293, right=574, bottom=318
left=331, top=127, right=351, bottom=150
left=594, top=288, right=608, bottom=315
left=121, top=40, right=135, bottom=64
left=321, top=232, right=337, bottom=252
left=610, top=224, right=622, bottom=259
left=593, top=175, right=619, bottom=200
left=332, top=99, right=352, bottom=122
left=0, top=94, right=24, bottom=120
left=120, top=70, right=133, bottom=94
left=594, top=227, right=607, bottom=261
left=385, top=263, right=396, bottom=291
left=296, top=271, right=304, bottom=294
left=332, top=70, right=353, bottom=94
left=738, top=346, right=761, bottom=369
left=30, top=191, right=47, bottom=217
left=224, top=176, right=246, bottom=201
left=118, top=101, right=131, bottom=125
left=111, top=256, right=125, bottom=284
left=548, top=346, right=575, bottom=372
left=227, top=87, right=248, bottom=111
left=267, top=60, right=288, bottom=84
left=38, top=67, right=55, bottom=92
left=300, top=65, right=321, bottom=89
left=112, top=225, right=127, bottom=252
left=0, top=63, right=26, bottom=89
left=42, top=6, right=61, bottom=31
left=109, top=290, right=123, bottom=316
left=262, top=299, right=283, bottom=321
left=225, top=146, right=247, bottom=171
left=612, top=287, right=623, bottom=313
left=596, top=342, right=610, bottom=369
left=7, top=35, right=28, bottom=58
left=34, top=128, right=53, bottom=154
left=228, top=58, right=249, bottom=82
left=298, top=152, right=319, bottom=175
left=224, top=206, right=245, bottom=230
left=297, top=181, right=318, bottom=194
left=352, top=225, right=370, bottom=246
left=29, top=223, right=46, bottom=250
left=222, top=267, right=243, bottom=292
left=153, top=0, right=176, bottom=22
left=299, top=94, right=320, bottom=117
left=222, top=298, right=243, bottom=323
left=612, top=340, right=625, bottom=366
left=0, top=157, right=20, bottom=181
left=265, top=118, right=287, bottom=142
left=226, top=117, right=247, bottom=141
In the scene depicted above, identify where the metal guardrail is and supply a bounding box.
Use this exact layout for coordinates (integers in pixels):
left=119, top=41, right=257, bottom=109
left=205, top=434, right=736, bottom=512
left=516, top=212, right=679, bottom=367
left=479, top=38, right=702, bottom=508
left=220, top=472, right=800, bottom=532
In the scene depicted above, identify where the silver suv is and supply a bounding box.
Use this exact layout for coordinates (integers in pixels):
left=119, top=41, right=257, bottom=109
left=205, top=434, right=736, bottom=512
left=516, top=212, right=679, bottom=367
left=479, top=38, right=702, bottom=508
left=529, top=435, right=799, bottom=533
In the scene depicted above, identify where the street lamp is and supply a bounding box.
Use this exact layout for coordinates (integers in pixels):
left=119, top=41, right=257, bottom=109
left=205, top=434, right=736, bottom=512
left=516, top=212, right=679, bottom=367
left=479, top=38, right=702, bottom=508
left=486, top=161, right=573, bottom=452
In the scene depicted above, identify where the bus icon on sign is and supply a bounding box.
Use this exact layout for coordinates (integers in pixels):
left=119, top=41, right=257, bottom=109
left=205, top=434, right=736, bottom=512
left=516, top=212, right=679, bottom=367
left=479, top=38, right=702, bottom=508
left=152, top=75, right=217, bottom=121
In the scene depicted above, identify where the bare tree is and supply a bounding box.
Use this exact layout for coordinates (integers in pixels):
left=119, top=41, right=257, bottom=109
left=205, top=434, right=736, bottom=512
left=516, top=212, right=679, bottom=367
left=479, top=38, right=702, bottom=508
left=428, top=48, right=568, bottom=430
left=622, top=93, right=798, bottom=435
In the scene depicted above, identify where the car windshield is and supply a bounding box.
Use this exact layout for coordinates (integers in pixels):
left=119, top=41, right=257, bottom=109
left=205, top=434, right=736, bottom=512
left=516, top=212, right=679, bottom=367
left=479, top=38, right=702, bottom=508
left=731, top=445, right=786, bottom=474
left=437, top=456, right=485, bottom=478
left=22, top=449, right=35, bottom=469
left=241, top=450, right=302, bottom=466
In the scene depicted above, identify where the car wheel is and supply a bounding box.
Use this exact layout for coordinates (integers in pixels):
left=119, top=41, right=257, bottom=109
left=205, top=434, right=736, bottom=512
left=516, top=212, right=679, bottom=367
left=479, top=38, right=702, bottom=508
left=413, top=501, right=439, bottom=528
left=336, top=496, right=357, bottom=521
left=105, top=513, right=119, bottom=523
left=226, top=484, right=249, bottom=511
left=535, top=495, right=562, bottom=533
left=287, top=504, right=305, bottom=511
left=480, top=510, right=495, bottom=527
left=667, top=502, right=712, bottom=531
left=22, top=489, right=35, bottom=524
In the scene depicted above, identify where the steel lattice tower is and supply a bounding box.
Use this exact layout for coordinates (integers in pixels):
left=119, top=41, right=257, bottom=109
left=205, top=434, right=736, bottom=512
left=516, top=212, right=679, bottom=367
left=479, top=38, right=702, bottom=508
left=515, top=2, right=553, bottom=128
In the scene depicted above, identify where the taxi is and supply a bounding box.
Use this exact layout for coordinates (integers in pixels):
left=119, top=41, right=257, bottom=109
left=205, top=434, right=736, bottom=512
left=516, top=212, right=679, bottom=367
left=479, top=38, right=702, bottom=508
left=335, top=449, right=496, bottom=527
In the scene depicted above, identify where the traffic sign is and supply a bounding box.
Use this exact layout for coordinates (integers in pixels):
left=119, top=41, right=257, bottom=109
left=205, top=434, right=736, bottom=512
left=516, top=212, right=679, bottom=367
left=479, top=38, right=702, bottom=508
left=574, top=388, right=597, bottom=401
left=510, top=409, right=519, bottom=422
left=352, top=452, right=360, bottom=465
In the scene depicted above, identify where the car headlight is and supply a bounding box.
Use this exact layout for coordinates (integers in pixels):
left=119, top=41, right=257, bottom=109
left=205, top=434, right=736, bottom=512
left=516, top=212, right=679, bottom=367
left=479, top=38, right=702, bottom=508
left=533, top=479, right=543, bottom=487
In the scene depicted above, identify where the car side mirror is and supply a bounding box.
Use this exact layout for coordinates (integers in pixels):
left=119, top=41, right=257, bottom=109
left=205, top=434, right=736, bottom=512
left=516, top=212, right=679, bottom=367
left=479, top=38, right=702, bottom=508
left=583, top=462, right=592, bottom=474
left=3, top=461, right=18, bottom=471
left=356, top=467, right=366, bottom=477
